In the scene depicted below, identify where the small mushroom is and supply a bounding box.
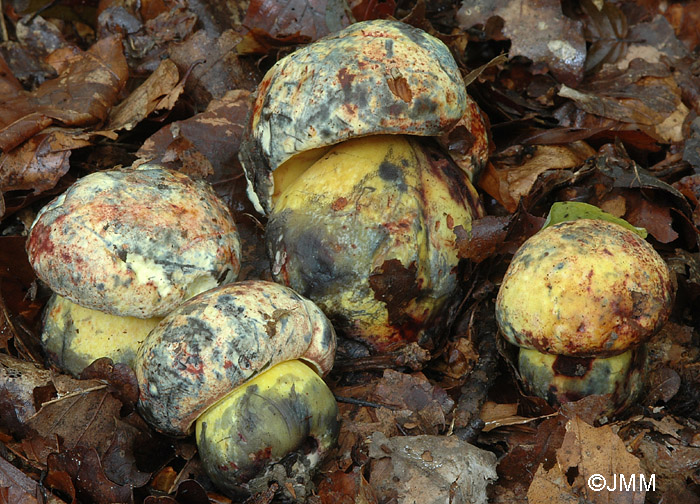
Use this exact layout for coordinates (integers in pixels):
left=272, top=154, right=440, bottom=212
left=135, top=280, right=338, bottom=497
left=496, top=218, right=674, bottom=411
left=27, top=165, right=241, bottom=374
left=240, top=19, right=488, bottom=354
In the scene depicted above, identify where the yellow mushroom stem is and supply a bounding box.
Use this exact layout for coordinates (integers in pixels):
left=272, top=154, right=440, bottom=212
left=195, top=359, right=338, bottom=496
left=518, top=346, right=646, bottom=412
left=42, top=294, right=162, bottom=376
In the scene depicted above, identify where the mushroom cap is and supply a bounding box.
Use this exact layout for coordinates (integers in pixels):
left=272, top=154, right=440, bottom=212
left=27, top=166, right=241, bottom=318
left=266, top=135, right=484, bottom=353
left=496, top=219, right=674, bottom=356
left=135, top=280, right=337, bottom=436
left=42, top=294, right=162, bottom=376
left=240, top=19, right=468, bottom=214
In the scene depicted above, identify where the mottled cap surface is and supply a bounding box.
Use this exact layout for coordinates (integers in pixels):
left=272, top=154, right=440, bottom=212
left=496, top=219, right=674, bottom=356
left=240, top=19, right=468, bottom=214
left=27, top=166, right=241, bottom=318
left=135, top=280, right=337, bottom=436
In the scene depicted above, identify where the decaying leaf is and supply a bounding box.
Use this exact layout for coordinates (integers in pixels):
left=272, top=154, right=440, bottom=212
left=559, top=59, right=688, bottom=143
left=0, top=128, right=91, bottom=196
left=553, top=416, right=646, bottom=503
left=168, top=29, right=260, bottom=109
left=317, top=467, right=378, bottom=504
left=239, top=0, right=354, bottom=53
left=0, top=35, right=128, bottom=152
left=0, top=453, right=64, bottom=504
left=106, top=59, right=182, bottom=132
left=371, top=369, right=454, bottom=434
left=479, top=142, right=595, bottom=212
left=457, top=0, right=586, bottom=86
left=46, top=446, right=133, bottom=504
left=581, top=0, right=628, bottom=74
left=367, top=432, right=497, bottom=504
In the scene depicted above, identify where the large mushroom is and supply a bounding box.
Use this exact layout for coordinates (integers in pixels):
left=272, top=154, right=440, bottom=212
left=496, top=217, right=674, bottom=410
left=27, top=165, right=241, bottom=375
left=135, top=280, right=338, bottom=498
left=240, top=19, right=488, bottom=353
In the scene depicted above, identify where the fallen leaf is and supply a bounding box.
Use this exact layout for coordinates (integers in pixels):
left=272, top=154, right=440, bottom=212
left=0, top=453, right=64, bottom=504
left=556, top=416, right=646, bottom=503
left=46, top=446, right=133, bottom=504
left=0, top=128, right=91, bottom=197
left=106, top=59, right=182, bottom=132
left=457, top=0, right=586, bottom=86
left=317, top=467, right=378, bottom=504
left=581, top=0, right=628, bottom=74
left=0, top=35, right=128, bottom=152
left=367, top=432, right=497, bottom=504
left=527, top=464, right=580, bottom=504
left=371, top=369, right=454, bottom=434
left=168, top=30, right=260, bottom=109
left=27, top=386, right=122, bottom=464
left=241, top=0, right=353, bottom=46
left=663, top=0, right=700, bottom=50
left=479, top=142, right=595, bottom=212
left=558, top=59, right=688, bottom=144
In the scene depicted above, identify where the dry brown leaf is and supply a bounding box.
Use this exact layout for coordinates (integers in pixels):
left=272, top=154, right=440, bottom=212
left=457, top=0, right=586, bottom=86
left=46, top=446, right=133, bottom=504
left=0, top=454, right=64, bottom=504
left=623, top=192, right=679, bottom=243
left=556, top=416, right=646, bottom=503
left=371, top=369, right=454, bottom=434
left=479, top=142, right=595, bottom=212
left=367, top=432, right=497, bottom=504
left=106, top=59, right=181, bottom=132
left=526, top=464, right=581, bottom=504
left=168, top=29, right=260, bottom=108
left=26, top=387, right=122, bottom=464
left=241, top=0, right=353, bottom=48
left=0, top=35, right=128, bottom=152
left=0, top=128, right=91, bottom=196
left=558, top=60, right=688, bottom=144
left=317, top=467, right=378, bottom=504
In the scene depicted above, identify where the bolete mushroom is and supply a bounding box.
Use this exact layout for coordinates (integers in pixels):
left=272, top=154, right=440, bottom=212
left=496, top=217, right=674, bottom=410
left=135, top=280, right=338, bottom=498
left=27, top=165, right=241, bottom=374
left=240, top=20, right=488, bottom=353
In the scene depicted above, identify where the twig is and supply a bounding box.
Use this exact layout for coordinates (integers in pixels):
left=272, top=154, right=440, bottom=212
left=334, top=395, right=398, bottom=411
left=39, top=384, right=108, bottom=407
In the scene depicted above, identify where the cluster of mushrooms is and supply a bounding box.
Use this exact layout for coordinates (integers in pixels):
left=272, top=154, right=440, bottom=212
left=24, top=18, right=675, bottom=500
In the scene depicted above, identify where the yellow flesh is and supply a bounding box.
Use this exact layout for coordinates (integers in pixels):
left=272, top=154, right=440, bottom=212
left=268, top=135, right=480, bottom=350
left=42, top=294, right=161, bottom=375
left=195, top=359, right=338, bottom=491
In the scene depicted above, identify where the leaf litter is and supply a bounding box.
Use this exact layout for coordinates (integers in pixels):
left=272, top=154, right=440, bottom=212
left=1, top=0, right=700, bottom=502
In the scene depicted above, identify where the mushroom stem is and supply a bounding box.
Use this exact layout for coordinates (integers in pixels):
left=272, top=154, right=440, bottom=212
left=195, top=359, right=338, bottom=496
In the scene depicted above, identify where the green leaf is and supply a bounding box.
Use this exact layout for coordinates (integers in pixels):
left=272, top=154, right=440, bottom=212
left=542, top=201, right=647, bottom=238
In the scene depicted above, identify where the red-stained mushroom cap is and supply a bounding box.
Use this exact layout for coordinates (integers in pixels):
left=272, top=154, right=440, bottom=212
left=27, top=166, right=241, bottom=318
left=496, top=219, right=674, bottom=357
left=239, top=19, right=468, bottom=214
left=135, top=280, right=337, bottom=437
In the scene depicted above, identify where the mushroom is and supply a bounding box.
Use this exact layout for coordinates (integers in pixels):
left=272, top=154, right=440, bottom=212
left=41, top=294, right=161, bottom=376
left=496, top=218, right=674, bottom=410
left=240, top=19, right=488, bottom=353
left=135, top=280, right=338, bottom=498
left=27, top=165, right=241, bottom=374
